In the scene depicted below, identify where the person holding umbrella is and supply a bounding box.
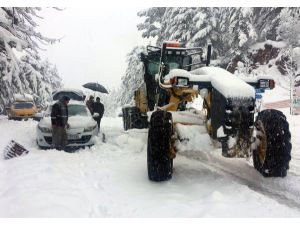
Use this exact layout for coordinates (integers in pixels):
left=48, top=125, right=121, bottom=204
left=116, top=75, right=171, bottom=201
left=82, top=82, right=108, bottom=133
left=93, top=97, right=104, bottom=133
left=86, top=95, right=94, bottom=115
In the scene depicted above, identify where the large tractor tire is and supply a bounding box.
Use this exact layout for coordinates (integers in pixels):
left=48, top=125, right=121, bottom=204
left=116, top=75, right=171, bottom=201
left=122, top=107, right=148, bottom=131
left=147, top=110, right=173, bottom=181
left=253, top=109, right=291, bottom=177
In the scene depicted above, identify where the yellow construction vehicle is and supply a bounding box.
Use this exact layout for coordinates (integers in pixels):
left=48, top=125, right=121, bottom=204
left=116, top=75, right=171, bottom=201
left=122, top=41, right=291, bottom=181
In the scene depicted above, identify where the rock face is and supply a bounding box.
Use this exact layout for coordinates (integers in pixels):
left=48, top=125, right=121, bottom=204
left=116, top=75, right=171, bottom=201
left=250, top=44, right=281, bottom=66
left=227, top=43, right=296, bottom=77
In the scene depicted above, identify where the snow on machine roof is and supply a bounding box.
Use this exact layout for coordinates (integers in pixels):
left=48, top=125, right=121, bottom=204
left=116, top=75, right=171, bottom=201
left=166, top=67, right=256, bottom=98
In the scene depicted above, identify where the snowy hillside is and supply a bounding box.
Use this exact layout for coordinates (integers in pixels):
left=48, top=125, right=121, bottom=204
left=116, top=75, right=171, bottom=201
left=1, top=87, right=300, bottom=217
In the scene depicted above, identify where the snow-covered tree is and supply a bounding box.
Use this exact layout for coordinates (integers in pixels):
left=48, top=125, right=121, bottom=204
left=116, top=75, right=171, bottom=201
left=277, top=8, right=300, bottom=47
left=117, top=46, right=146, bottom=106
left=0, top=7, right=62, bottom=110
left=252, top=7, right=283, bottom=41
left=137, top=8, right=166, bottom=40
left=136, top=7, right=286, bottom=65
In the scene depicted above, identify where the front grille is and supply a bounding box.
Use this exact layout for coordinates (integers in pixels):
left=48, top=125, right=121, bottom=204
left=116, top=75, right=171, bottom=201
left=44, top=135, right=92, bottom=145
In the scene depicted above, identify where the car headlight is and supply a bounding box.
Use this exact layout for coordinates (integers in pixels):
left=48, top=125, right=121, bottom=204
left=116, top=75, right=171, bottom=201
left=38, top=124, right=52, bottom=133
left=177, top=77, right=189, bottom=86
left=84, top=125, right=97, bottom=132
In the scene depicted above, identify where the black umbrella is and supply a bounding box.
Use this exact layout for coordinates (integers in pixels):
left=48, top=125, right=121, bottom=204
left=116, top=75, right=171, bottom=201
left=83, top=82, right=108, bottom=94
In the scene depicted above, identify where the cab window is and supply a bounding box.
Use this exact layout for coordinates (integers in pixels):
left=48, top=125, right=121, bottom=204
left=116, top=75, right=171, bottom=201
left=147, top=62, right=160, bottom=76
left=13, top=102, right=34, bottom=109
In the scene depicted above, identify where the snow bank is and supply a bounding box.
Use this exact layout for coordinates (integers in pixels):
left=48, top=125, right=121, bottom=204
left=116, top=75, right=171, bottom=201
left=175, top=124, right=213, bottom=152
left=147, top=109, right=205, bottom=125
left=1, top=116, right=300, bottom=217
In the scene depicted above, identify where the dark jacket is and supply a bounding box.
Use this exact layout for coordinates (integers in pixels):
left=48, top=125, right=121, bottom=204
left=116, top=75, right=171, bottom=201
left=93, top=102, right=104, bottom=118
left=51, top=101, right=68, bottom=127
left=86, top=99, right=94, bottom=114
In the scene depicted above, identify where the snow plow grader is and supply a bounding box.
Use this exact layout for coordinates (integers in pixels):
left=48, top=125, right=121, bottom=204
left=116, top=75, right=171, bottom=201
left=122, top=41, right=292, bottom=181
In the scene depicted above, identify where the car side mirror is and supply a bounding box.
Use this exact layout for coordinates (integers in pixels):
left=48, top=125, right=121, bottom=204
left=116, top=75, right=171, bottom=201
left=34, top=112, right=44, bottom=121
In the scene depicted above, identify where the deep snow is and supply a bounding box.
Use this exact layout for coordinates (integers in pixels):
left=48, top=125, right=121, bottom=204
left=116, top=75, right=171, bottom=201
left=1, top=87, right=300, bottom=218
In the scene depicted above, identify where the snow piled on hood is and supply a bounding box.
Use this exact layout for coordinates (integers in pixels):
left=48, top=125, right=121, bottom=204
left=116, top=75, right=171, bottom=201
left=40, top=115, right=96, bottom=129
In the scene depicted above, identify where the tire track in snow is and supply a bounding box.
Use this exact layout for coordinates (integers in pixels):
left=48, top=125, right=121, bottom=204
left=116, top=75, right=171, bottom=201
left=179, top=150, right=300, bottom=211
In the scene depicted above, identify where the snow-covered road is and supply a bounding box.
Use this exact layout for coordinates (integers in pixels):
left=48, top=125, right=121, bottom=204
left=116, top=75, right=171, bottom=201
left=1, top=108, right=300, bottom=217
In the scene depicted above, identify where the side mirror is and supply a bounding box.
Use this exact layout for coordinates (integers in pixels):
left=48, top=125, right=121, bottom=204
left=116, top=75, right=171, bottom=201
left=34, top=112, right=44, bottom=121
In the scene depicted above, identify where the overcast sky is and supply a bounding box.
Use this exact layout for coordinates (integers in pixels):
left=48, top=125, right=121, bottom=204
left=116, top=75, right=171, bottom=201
left=38, top=7, right=154, bottom=91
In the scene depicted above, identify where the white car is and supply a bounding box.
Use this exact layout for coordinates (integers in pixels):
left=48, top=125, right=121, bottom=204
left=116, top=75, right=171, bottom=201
left=36, top=100, right=98, bottom=149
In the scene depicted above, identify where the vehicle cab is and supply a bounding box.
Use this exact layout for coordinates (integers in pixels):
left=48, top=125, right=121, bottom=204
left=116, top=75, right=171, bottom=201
left=8, top=94, right=38, bottom=120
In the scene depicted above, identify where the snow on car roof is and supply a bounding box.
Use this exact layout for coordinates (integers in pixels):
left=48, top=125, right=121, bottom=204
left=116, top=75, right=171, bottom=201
left=52, top=88, right=84, bottom=95
left=52, top=88, right=85, bottom=101
left=14, top=93, right=34, bottom=102
left=51, top=100, right=86, bottom=106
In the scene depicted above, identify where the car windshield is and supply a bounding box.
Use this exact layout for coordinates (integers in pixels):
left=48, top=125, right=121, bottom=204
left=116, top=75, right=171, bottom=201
left=13, top=102, right=34, bottom=109
left=45, top=104, right=89, bottom=117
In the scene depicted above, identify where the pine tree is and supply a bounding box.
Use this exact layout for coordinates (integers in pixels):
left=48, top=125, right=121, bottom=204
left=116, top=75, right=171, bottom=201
left=137, top=8, right=166, bottom=39
left=0, top=7, right=62, bottom=110
left=117, top=46, right=146, bottom=106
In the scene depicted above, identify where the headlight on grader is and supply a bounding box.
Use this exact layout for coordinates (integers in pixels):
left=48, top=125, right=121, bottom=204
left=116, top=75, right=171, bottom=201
left=259, top=79, right=275, bottom=89
left=177, top=77, right=189, bottom=87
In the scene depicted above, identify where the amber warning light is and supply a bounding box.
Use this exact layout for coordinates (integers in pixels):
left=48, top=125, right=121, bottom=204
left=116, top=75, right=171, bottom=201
left=269, top=79, right=275, bottom=89
left=165, top=42, right=181, bottom=48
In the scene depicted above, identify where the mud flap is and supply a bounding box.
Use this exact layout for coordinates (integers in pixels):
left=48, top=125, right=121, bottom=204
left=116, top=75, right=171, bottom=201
left=3, top=140, right=29, bottom=160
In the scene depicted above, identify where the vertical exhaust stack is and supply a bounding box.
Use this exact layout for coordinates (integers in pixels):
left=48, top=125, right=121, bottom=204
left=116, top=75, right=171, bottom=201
left=206, top=44, right=212, bottom=66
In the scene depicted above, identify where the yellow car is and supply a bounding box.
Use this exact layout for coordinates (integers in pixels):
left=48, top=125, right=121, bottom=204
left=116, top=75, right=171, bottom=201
left=8, top=101, right=38, bottom=120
